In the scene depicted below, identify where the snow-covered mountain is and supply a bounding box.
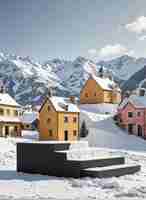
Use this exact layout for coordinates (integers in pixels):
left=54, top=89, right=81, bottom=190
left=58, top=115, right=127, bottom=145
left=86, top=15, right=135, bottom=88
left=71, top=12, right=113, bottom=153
left=97, top=55, right=146, bottom=81
left=0, top=52, right=146, bottom=105
left=0, top=53, right=101, bottom=104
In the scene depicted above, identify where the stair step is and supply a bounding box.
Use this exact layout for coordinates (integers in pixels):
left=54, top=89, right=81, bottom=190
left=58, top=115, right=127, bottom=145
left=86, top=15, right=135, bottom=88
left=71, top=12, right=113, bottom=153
left=81, top=164, right=141, bottom=178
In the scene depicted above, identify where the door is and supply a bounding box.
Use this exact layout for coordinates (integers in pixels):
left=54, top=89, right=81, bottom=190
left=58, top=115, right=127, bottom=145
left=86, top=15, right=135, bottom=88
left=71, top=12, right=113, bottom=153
left=137, top=125, right=143, bottom=137
left=128, top=124, right=133, bottom=134
left=5, top=126, right=9, bottom=136
left=64, top=130, right=68, bottom=141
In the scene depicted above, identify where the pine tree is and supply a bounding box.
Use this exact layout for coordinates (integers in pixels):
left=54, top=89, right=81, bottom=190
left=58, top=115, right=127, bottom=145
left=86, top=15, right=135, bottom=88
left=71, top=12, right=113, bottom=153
left=80, top=120, right=89, bottom=138
left=99, top=66, right=104, bottom=77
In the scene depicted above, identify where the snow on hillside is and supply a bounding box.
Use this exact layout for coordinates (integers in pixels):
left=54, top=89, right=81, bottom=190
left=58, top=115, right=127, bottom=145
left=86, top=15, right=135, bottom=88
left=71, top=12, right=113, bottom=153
left=80, top=103, right=118, bottom=115
left=0, top=52, right=146, bottom=105
left=97, top=55, right=146, bottom=81
left=80, top=105, right=146, bottom=152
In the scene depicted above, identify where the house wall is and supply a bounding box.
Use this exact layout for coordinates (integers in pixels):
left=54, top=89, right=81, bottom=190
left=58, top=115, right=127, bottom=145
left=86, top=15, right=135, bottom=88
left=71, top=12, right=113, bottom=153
left=103, top=90, right=112, bottom=103
left=119, top=102, right=145, bottom=137
left=39, top=99, right=80, bottom=141
left=112, top=91, right=121, bottom=104
left=0, top=105, right=19, bottom=117
left=0, top=104, right=21, bottom=137
left=58, top=112, right=79, bottom=141
left=39, top=100, right=58, bottom=140
left=80, top=79, right=104, bottom=104
left=80, top=78, right=121, bottom=104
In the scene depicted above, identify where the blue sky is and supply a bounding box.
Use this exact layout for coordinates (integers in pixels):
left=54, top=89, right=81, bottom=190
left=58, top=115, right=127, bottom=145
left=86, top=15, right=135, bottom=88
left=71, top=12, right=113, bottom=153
left=0, top=0, right=146, bottom=61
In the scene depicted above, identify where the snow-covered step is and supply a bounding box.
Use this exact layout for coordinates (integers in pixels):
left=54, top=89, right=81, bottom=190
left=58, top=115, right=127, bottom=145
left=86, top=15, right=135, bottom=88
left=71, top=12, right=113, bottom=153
left=81, top=164, right=141, bottom=178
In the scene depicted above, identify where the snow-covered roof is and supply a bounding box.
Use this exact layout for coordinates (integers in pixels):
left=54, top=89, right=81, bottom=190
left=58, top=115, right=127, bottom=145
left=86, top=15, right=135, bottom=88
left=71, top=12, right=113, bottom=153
left=119, top=94, right=146, bottom=109
left=21, top=111, right=38, bottom=124
left=0, top=93, right=20, bottom=107
left=0, top=116, right=21, bottom=123
left=92, top=75, right=120, bottom=91
left=48, top=96, right=80, bottom=113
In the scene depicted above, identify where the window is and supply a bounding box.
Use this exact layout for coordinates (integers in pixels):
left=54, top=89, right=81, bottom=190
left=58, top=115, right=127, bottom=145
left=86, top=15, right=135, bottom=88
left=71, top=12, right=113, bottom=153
left=0, top=108, right=4, bottom=115
left=48, top=105, right=51, bottom=112
left=6, top=109, right=10, bottom=115
left=137, top=112, right=141, bottom=117
left=73, top=130, right=77, bottom=136
left=128, top=124, right=133, bottom=134
left=64, top=130, right=68, bottom=140
left=47, top=118, right=51, bottom=124
left=73, top=117, right=77, bottom=123
left=14, top=110, right=18, bottom=116
left=85, top=93, right=88, bottom=97
left=64, top=116, right=68, bottom=123
left=49, top=129, right=53, bottom=136
left=128, top=112, right=133, bottom=118
left=14, top=126, right=18, bottom=132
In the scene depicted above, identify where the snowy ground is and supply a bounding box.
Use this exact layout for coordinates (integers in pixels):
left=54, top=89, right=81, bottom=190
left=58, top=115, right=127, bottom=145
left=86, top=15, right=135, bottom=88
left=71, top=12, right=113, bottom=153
left=1, top=106, right=146, bottom=199
left=0, top=137, right=146, bottom=200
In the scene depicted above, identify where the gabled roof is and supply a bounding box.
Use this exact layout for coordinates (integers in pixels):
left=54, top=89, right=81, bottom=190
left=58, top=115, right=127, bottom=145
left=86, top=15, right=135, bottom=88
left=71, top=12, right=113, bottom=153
left=119, top=94, right=146, bottom=109
left=49, top=96, right=80, bottom=113
left=40, top=96, right=80, bottom=113
left=92, top=75, right=120, bottom=91
left=0, top=93, right=20, bottom=107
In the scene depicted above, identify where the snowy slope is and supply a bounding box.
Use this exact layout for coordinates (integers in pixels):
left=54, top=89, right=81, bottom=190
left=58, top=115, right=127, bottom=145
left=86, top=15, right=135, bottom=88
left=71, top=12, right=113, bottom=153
left=0, top=131, right=146, bottom=199
left=80, top=105, right=146, bottom=152
left=97, top=55, right=146, bottom=81
left=43, top=56, right=100, bottom=96
left=0, top=54, right=101, bottom=104
left=0, top=52, right=146, bottom=105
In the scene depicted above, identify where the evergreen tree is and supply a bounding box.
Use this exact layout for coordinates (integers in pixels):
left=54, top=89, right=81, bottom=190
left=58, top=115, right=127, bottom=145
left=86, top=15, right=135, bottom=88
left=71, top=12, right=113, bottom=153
left=99, top=66, right=104, bottom=77
left=80, top=120, right=89, bottom=138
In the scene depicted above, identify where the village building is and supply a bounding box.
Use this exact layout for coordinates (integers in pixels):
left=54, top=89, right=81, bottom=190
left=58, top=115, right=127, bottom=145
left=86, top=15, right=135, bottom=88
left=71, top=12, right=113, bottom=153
left=21, top=111, right=38, bottom=130
left=80, top=74, right=121, bottom=104
left=117, top=89, right=146, bottom=139
left=0, top=92, right=22, bottom=137
left=39, top=96, right=80, bottom=141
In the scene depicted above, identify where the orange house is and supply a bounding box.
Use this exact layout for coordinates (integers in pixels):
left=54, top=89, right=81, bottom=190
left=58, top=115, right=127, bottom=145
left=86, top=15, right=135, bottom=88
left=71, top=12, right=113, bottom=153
left=80, top=75, right=121, bottom=104
left=39, top=96, right=80, bottom=141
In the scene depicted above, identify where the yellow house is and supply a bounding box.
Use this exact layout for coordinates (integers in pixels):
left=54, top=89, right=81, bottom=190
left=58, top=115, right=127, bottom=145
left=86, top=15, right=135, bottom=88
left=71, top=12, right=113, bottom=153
left=39, top=96, right=80, bottom=141
left=0, top=92, right=22, bottom=137
left=80, top=75, right=121, bottom=104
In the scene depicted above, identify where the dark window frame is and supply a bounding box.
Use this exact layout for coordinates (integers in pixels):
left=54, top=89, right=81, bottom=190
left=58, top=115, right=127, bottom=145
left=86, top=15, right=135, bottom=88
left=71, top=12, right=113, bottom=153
left=128, top=112, right=133, bottom=118
left=64, top=116, right=68, bottom=123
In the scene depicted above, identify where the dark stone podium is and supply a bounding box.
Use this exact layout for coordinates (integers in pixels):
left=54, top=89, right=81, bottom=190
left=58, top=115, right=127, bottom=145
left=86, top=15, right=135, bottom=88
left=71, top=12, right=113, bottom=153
left=17, top=141, right=140, bottom=178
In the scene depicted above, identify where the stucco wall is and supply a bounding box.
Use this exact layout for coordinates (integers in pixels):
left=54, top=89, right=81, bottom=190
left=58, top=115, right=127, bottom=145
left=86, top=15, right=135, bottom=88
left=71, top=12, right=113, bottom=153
left=39, top=100, right=58, bottom=140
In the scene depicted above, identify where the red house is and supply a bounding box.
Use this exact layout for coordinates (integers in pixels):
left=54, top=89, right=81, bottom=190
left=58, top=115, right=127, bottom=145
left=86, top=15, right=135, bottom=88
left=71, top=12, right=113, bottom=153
left=117, top=93, right=146, bottom=139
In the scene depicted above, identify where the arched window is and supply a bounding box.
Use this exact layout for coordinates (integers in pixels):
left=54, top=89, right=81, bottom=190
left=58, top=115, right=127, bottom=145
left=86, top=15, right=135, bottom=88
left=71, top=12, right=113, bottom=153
left=0, top=108, right=4, bottom=115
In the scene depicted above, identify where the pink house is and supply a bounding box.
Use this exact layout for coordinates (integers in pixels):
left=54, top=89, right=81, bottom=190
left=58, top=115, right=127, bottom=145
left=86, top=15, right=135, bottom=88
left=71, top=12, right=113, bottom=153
left=117, top=94, right=146, bottom=139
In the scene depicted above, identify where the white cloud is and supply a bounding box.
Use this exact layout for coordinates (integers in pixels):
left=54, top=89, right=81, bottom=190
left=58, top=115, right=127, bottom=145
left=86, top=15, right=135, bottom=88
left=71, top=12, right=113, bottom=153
left=138, top=35, right=146, bottom=41
left=126, top=16, right=146, bottom=34
left=98, top=44, right=132, bottom=60
left=88, top=49, right=97, bottom=55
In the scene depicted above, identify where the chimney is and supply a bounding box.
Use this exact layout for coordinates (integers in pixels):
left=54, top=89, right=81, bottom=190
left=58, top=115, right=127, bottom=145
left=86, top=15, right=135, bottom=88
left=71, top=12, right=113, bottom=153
left=69, top=96, right=76, bottom=104
left=65, top=105, right=68, bottom=111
